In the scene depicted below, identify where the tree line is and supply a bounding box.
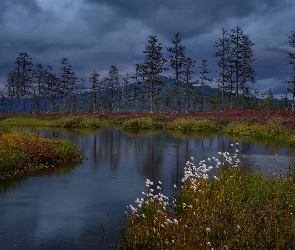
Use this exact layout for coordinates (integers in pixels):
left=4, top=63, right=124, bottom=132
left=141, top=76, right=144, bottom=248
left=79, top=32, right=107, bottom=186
left=2, top=26, right=295, bottom=113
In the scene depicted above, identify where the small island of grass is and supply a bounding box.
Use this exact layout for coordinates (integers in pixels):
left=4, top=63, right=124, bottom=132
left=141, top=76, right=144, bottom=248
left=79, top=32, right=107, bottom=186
left=0, top=129, right=83, bottom=179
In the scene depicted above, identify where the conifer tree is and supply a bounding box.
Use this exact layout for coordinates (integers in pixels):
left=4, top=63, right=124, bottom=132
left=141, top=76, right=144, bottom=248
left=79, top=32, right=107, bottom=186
left=183, top=57, right=196, bottom=113
left=142, top=35, right=166, bottom=113
left=286, top=31, right=295, bottom=111
left=89, top=70, right=100, bottom=113
left=198, top=59, right=212, bottom=111
left=167, top=32, right=186, bottom=112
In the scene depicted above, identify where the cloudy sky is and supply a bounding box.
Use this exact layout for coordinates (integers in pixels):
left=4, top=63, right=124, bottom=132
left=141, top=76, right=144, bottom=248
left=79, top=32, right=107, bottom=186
left=0, top=0, right=294, bottom=97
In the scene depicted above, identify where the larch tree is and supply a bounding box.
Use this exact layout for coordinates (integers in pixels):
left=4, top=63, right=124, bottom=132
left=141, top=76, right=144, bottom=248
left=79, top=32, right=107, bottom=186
left=59, top=58, right=73, bottom=112
left=106, top=65, right=120, bottom=113
left=198, top=59, right=212, bottom=111
left=286, top=30, right=295, bottom=111
left=134, top=63, right=147, bottom=111
left=89, top=70, right=100, bottom=113
left=230, top=25, right=244, bottom=109
left=239, top=34, right=256, bottom=109
left=229, top=26, right=255, bottom=109
left=213, top=28, right=231, bottom=111
left=142, top=35, right=166, bottom=113
left=32, top=63, right=47, bottom=113
left=12, top=52, right=34, bottom=112
left=183, top=57, right=196, bottom=113
left=166, top=32, right=186, bottom=112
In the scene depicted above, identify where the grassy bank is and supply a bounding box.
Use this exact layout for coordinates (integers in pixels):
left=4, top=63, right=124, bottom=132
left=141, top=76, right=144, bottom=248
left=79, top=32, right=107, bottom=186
left=1, top=110, right=295, bottom=145
left=0, top=131, right=84, bottom=179
left=119, top=147, right=295, bottom=249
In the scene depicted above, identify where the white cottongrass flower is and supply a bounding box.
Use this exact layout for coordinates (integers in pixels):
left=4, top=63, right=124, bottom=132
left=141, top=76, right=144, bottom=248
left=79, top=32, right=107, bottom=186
left=237, top=225, right=241, bottom=231
left=157, top=186, right=161, bottom=190
left=174, top=184, right=177, bottom=188
left=206, top=227, right=211, bottom=233
left=158, top=181, right=162, bottom=184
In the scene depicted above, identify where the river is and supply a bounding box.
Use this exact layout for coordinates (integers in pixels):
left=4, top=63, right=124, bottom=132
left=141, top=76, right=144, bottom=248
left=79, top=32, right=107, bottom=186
left=0, top=126, right=294, bottom=249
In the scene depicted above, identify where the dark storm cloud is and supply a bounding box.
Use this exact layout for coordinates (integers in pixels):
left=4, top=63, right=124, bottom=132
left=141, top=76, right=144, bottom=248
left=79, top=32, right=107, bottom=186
left=85, top=0, right=290, bottom=37
left=0, top=0, right=294, bottom=97
left=0, top=0, right=41, bottom=23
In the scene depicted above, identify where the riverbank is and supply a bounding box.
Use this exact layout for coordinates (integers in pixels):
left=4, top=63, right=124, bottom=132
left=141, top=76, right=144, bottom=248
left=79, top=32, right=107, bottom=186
left=1, top=110, right=295, bottom=146
left=0, top=130, right=84, bottom=179
left=119, top=147, right=295, bottom=249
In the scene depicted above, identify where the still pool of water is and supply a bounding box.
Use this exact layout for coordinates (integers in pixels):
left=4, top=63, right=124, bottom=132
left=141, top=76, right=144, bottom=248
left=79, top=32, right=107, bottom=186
left=0, top=127, right=294, bottom=249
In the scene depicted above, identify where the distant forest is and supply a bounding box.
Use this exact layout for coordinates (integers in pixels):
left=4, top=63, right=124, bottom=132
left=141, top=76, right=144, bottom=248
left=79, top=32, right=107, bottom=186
left=1, top=26, right=295, bottom=113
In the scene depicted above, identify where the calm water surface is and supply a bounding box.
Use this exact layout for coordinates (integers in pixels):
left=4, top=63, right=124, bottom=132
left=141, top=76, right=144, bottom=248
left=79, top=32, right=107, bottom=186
left=0, top=127, right=294, bottom=249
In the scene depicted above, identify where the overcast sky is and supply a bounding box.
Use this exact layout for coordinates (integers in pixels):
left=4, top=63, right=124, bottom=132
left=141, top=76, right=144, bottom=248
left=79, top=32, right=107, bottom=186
left=0, top=0, right=295, bottom=97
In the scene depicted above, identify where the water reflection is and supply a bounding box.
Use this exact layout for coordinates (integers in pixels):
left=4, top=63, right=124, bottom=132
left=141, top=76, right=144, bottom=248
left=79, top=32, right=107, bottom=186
left=0, top=127, right=294, bottom=249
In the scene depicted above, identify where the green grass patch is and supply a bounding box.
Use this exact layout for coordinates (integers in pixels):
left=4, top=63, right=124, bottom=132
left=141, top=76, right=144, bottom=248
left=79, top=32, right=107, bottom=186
left=0, top=117, right=51, bottom=127
left=119, top=150, right=295, bottom=249
left=121, top=117, right=165, bottom=130
left=166, top=118, right=220, bottom=132
left=223, top=120, right=293, bottom=143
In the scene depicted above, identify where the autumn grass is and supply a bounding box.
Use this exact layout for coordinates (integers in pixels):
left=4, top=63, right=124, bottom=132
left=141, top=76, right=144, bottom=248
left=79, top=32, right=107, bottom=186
left=119, top=149, right=295, bottom=249
left=223, top=117, right=295, bottom=145
left=0, top=132, right=84, bottom=179
left=2, top=111, right=295, bottom=145
left=121, top=117, right=165, bottom=129
left=0, top=116, right=104, bottom=128
left=166, top=118, right=220, bottom=132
